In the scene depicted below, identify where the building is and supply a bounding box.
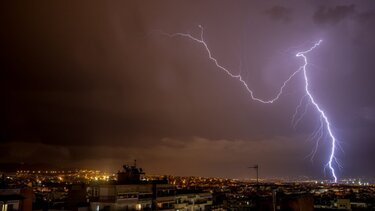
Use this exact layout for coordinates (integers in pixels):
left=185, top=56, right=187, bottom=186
left=88, top=163, right=175, bottom=210
left=154, top=184, right=175, bottom=210
left=335, top=199, right=351, bottom=210
left=88, top=163, right=212, bottom=211
left=89, top=184, right=153, bottom=210
left=175, top=191, right=212, bottom=211
left=0, top=187, right=32, bottom=211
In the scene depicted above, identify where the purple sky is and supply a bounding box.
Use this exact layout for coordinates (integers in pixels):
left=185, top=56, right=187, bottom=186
left=1, top=1, right=375, bottom=179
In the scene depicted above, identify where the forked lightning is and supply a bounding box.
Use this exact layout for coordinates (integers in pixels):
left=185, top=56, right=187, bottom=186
left=162, top=26, right=338, bottom=182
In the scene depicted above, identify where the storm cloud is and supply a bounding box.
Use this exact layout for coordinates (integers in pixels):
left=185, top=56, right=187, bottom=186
left=264, top=6, right=293, bottom=22
left=1, top=1, right=374, bottom=179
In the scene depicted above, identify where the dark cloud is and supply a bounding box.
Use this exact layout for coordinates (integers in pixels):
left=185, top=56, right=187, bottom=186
left=1, top=1, right=374, bottom=179
left=0, top=136, right=315, bottom=178
left=264, top=6, right=292, bottom=22
left=356, top=11, right=375, bottom=23
left=313, top=4, right=356, bottom=25
left=313, top=4, right=375, bottom=25
left=359, top=107, right=375, bottom=122
left=0, top=142, right=70, bottom=164
left=313, top=4, right=375, bottom=26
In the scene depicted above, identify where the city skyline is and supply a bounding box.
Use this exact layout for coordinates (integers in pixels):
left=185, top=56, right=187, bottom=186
left=1, top=1, right=375, bottom=180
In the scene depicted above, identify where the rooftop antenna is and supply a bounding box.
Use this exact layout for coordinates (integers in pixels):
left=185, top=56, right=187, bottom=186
left=248, top=164, right=259, bottom=185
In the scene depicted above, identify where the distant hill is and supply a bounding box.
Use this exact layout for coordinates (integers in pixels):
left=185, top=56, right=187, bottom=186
left=0, top=162, right=68, bottom=172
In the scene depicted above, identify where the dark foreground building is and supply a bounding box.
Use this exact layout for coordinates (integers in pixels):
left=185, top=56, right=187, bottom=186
left=88, top=163, right=212, bottom=210
left=0, top=187, right=33, bottom=211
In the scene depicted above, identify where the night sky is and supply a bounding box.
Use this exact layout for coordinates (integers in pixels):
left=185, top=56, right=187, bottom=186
left=1, top=1, right=374, bottom=179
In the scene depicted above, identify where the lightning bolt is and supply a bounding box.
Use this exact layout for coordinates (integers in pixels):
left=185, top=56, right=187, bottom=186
left=160, top=25, right=301, bottom=103
left=161, top=26, right=338, bottom=182
left=296, top=41, right=338, bottom=183
left=292, top=94, right=309, bottom=129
